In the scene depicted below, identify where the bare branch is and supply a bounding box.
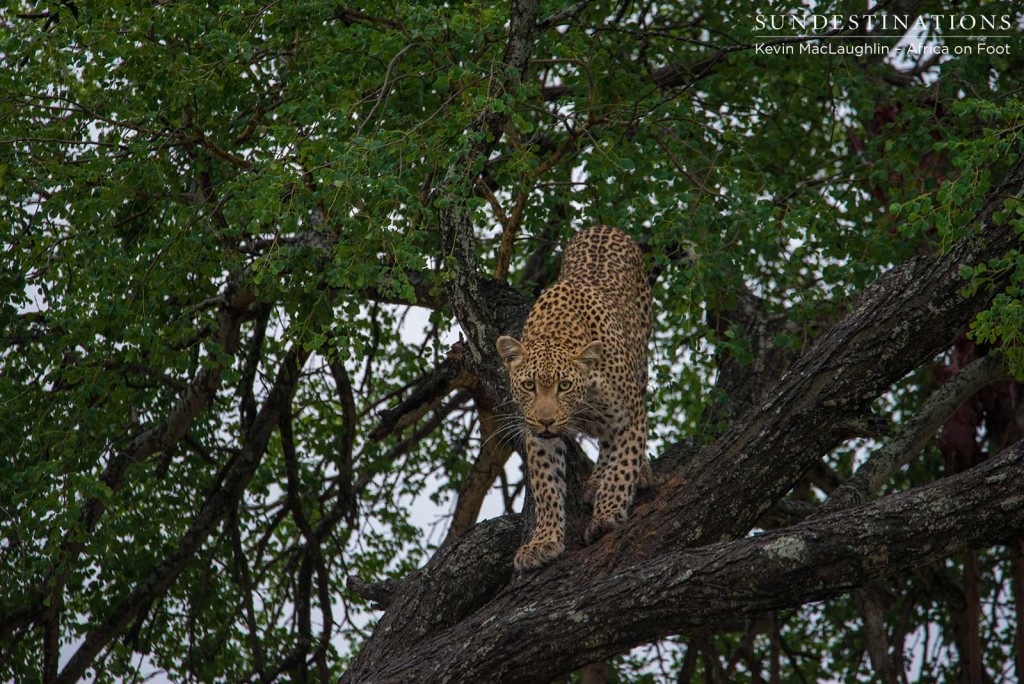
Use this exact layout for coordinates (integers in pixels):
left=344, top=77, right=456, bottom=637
left=370, top=347, right=476, bottom=441
left=371, top=280, right=531, bottom=441
left=859, top=586, right=899, bottom=683
left=445, top=406, right=516, bottom=543
left=535, top=0, right=593, bottom=31
left=819, top=353, right=1010, bottom=515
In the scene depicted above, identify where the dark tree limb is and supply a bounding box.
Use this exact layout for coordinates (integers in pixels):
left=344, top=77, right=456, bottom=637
left=436, top=0, right=538, bottom=373
left=346, top=516, right=522, bottom=667
left=328, top=360, right=358, bottom=525
left=820, top=353, right=1010, bottom=515
left=620, top=154, right=1022, bottom=559
left=229, top=508, right=267, bottom=678
left=371, top=279, right=531, bottom=441
left=346, top=440, right=1024, bottom=683
left=346, top=437, right=593, bottom=678
left=369, top=353, right=475, bottom=440
left=859, top=586, right=899, bottom=683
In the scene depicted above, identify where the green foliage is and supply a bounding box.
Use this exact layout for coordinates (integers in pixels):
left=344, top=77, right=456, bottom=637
left=2, top=0, right=1023, bottom=681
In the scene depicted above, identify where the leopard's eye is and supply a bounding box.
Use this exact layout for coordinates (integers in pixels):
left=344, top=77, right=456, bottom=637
left=558, top=379, right=572, bottom=391
left=521, top=379, right=536, bottom=391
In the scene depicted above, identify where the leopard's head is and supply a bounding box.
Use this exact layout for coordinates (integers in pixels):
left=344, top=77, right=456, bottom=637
left=495, top=335, right=601, bottom=439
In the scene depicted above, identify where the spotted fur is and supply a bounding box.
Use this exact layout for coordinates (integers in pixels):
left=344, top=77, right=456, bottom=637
left=496, top=225, right=653, bottom=571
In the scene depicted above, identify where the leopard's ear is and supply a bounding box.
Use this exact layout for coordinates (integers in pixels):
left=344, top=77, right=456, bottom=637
left=496, top=336, right=528, bottom=368
left=573, top=340, right=602, bottom=372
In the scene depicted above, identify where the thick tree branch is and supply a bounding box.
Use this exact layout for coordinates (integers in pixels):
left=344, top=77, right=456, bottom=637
left=371, top=280, right=531, bottom=440
left=348, top=440, right=1024, bottom=683
left=369, top=352, right=475, bottom=440
left=328, top=360, right=358, bottom=525
left=619, top=154, right=1023, bottom=559
left=346, top=441, right=592, bottom=678
left=125, top=281, right=257, bottom=461
left=859, top=585, right=899, bottom=683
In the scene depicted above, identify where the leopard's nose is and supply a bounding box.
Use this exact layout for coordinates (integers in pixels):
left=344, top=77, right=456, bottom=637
left=539, top=418, right=555, bottom=429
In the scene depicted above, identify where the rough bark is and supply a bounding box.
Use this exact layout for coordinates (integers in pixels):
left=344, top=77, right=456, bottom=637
left=346, top=440, right=1024, bottom=683
left=347, top=439, right=593, bottom=673
left=626, top=183, right=1020, bottom=558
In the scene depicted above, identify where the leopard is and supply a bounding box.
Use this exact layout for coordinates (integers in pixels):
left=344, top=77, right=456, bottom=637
left=496, top=225, right=653, bottom=571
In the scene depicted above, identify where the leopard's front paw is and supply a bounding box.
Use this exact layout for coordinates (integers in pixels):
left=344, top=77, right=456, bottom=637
left=513, top=539, right=565, bottom=571
left=584, top=511, right=628, bottom=545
